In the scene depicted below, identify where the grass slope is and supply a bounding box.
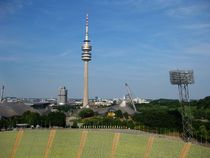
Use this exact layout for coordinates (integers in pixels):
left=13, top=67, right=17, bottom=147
left=49, top=130, right=81, bottom=158
left=115, top=133, right=148, bottom=158
left=149, top=137, right=184, bottom=158
left=187, top=144, right=210, bottom=158
left=0, top=131, right=16, bottom=158
left=0, top=129, right=209, bottom=158
left=15, top=130, right=49, bottom=158
left=82, top=131, right=114, bottom=158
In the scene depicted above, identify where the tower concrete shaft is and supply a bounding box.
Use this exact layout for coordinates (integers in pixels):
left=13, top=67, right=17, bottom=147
left=81, top=14, right=92, bottom=107
left=83, top=61, right=89, bottom=107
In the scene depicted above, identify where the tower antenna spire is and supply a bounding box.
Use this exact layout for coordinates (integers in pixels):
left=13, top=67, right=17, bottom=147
left=85, top=14, right=89, bottom=41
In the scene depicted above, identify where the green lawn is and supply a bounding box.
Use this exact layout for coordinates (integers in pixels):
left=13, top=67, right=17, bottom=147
left=149, top=137, right=184, bottom=158
left=49, top=130, right=81, bottom=158
left=0, top=129, right=209, bottom=158
left=115, top=133, right=148, bottom=158
left=82, top=131, right=114, bottom=158
left=15, top=130, right=49, bottom=158
left=0, top=131, right=16, bottom=158
left=187, top=143, right=210, bottom=158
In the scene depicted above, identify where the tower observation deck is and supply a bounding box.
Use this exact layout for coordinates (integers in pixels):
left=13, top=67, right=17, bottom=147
left=81, top=14, right=92, bottom=108
left=82, top=14, right=92, bottom=62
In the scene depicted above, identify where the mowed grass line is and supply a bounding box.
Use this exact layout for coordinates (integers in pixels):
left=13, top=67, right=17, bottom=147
left=77, top=130, right=88, bottom=158
left=149, top=136, right=184, bottom=158
left=81, top=131, right=114, bottom=158
left=144, top=136, right=154, bottom=158
left=0, top=131, right=17, bottom=158
left=15, top=130, right=49, bottom=158
left=186, top=143, right=210, bottom=158
left=110, top=133, right=121, bottom=158
left=10, top=129, right=24, bottom=158
left=49, top=130, right=81, bottom=158
left=179, top=143, right=191, bottom=158
left=115, top=133, right=148, bottom=158
left=44, top=129, right=56, bottom=158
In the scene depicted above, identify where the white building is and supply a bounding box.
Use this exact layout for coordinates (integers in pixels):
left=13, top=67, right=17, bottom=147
left=133, top=97, right=150, bottom=104
left=57, top=87, right=68, bottom=105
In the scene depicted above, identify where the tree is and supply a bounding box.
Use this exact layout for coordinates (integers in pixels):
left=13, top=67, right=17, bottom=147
left=132, top=109, right=182, bottom=130
left=71, top=121, right=78, bottom=128
left=79, top=108, right=94, bottom=118
left=198, top=125, right=208, bottom=140
left=47, top=112, right=66, bottom=127
left=0, top=118, right=9, bottom=130
left=197, top=96, right=210, bottom=109
left=21, top=111, right=41, bottom=126
left=115, top=110, right=123, bottom=118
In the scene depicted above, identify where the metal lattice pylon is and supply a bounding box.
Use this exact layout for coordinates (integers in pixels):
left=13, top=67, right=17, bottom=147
left=178, top=84, right=193, bottom=141
left=169, top=70, right=194, bottom=141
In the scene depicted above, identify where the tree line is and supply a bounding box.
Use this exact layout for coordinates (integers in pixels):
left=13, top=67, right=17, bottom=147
left=0, top=111, right=66, bottom=129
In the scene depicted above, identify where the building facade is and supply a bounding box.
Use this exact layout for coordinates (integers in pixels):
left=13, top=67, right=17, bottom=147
left=57, top=86, right=68, bottom=105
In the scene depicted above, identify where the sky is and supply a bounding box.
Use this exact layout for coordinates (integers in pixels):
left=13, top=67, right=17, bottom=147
left=0, top=0, right=210, bottom=99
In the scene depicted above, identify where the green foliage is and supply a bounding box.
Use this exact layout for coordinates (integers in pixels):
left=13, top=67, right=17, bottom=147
left=114, top=110, right=123, bottom=118
left=47, top=112, right=66, bottom=127
left=133, top=109, right=182, bottom=130
left=0, top=118, right=8, bottom=129
left=196, top=96, right=210, bottom=109
left=150, top=99, right=179, bottom=107
left=123, top=112, right=129, bottom=119
left=21, top=111, right=41, bottom=126
left=71, top=121, right=79, bottom=128
left=79, top=108, right=94, bottom=118
left=0, top=111, right=41, bottom=129
left=193, top=109, right=210, bottom=120
left=198, top=125, right=208, bottom=139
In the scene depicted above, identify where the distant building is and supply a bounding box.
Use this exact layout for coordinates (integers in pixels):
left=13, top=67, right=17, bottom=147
left=133, top=97, right=150, bottom=104
left=57, top=87, right=68, bottom=105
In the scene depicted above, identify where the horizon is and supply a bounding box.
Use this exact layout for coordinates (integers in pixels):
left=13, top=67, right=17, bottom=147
left=1, top=0, right=210, bottom=99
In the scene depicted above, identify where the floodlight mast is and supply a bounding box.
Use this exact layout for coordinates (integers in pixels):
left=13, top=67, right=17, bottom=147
left=169, top=70, right=194, bottom=142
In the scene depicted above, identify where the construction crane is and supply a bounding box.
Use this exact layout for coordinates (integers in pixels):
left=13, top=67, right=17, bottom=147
left=125, top=83, right=137, bottom=112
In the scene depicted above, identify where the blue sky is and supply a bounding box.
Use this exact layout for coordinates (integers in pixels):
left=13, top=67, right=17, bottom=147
left=0, top=0, right=210, bottom=99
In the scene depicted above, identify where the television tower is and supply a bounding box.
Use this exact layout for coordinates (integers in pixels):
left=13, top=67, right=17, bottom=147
left=81, top=14, right=92, bottom=108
